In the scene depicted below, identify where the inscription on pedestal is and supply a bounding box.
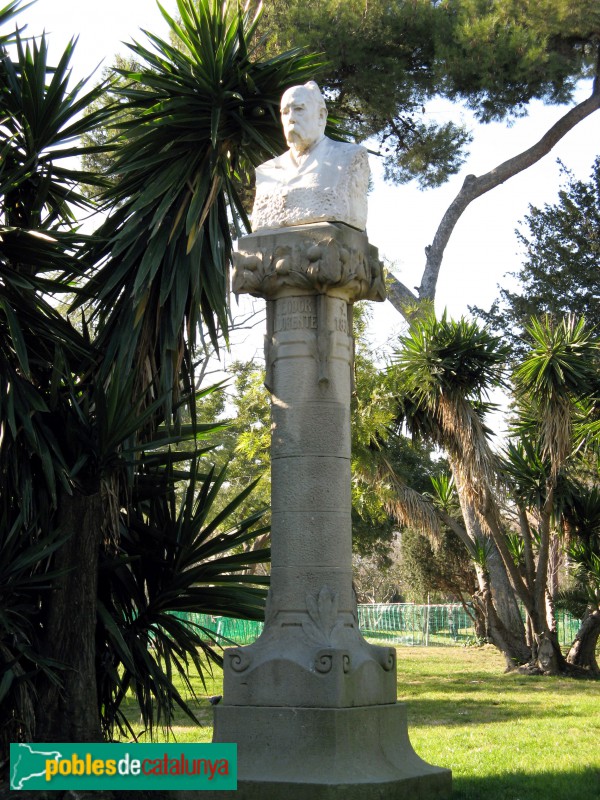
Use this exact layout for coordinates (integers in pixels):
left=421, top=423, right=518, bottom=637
left=275, top=297, right=318, bottom=333
left=274, top=297, right=350, bottom=337
left=331, top=299, right=349, bottom=334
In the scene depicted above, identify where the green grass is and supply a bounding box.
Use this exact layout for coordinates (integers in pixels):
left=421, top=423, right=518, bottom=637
left=397, top=647, right=600, bottom=800
left=119, top=645, right=600, bottom=800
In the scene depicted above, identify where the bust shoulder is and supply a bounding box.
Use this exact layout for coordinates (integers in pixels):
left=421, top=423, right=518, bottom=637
left=322, top=138, right=367, bottom=156
left=257, top=138, right=367, bottom=174
left=252, top=137, right=370, bottom=232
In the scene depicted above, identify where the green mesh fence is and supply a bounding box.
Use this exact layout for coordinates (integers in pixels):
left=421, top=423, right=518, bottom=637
left=357, top=603, right=476, bottom=646
left=170, top=612, right=263, bottom=645
left=174, top=604, right=581, bottom=648
left=554, top=608, right=581, bottom=647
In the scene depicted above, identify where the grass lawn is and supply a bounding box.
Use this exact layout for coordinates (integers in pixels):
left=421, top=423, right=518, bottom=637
left=396, top=646, right=600, bottom=800
left=121, top=645, right=600, bottom=800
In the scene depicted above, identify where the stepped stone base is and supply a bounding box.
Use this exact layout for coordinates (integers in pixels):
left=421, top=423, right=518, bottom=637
left=176, top=703, right=451, bottom=800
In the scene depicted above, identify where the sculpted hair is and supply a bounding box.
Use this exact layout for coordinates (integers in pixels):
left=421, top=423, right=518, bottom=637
left=302, top=81, right=327, bottom=115
left=281, top=81, right=327, bottom=116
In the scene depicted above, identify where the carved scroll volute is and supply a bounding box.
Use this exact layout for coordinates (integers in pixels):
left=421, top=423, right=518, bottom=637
left=314, top=649, right=351, bottom=674
left=227, top=648, right=251, bottom=673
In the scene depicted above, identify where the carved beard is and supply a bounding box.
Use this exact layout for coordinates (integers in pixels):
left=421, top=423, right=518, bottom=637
left=284, top=117, right=326, bottom=153
left=285, top=126, right=317, bottom=152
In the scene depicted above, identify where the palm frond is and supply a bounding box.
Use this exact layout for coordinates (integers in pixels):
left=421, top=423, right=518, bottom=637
left=502, top=438, right=550, bottom=510
left=0, top=513, right=68, bottom=749
left=378, top=456, right=443, bottom=541
left=78, top=0, right=325, bottom=415
left=0, top=31, right=114, bottom=228
left=514, top=315, right=600, bottom=476
left=0, top=0, right=31, bottom=48
left=391, top=312, right=506, bottom=502
left=96, top=452, right=270, bottom=740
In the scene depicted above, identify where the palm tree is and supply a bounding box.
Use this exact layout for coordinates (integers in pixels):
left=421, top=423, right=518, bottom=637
left=503, top=316, right=600, bottom=671
left=388, top=312, right=600, bottom=671
left=389, top=312, right=530, bottom=667
left=1, top=0, right=323, bottom=748
left=0, top=0, right=115, bottom=748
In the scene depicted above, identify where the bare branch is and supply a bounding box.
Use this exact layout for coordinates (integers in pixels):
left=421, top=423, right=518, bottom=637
left=386, top=82, right=600, bottom=319
left=386, top=274, right=418, bottom=316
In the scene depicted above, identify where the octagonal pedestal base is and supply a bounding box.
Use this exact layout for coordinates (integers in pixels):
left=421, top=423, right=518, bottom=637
left=176, top=703, right=451, bottom=800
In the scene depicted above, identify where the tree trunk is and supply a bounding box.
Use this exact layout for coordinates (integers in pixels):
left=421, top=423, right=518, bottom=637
left=456, top=486, right=530, bottom=666
left=470, top=602, right=487, bottom=641
left=486, top=542, right=527, bottom=646
left=547, top=534, right=562, bottom=602
left=567, top=610, right=600, bottom=675
left=470, top=564, right=523, bottom=670
left=535, top=629, right=565, bottom=675
left=37, top=490, right=103, bottom=743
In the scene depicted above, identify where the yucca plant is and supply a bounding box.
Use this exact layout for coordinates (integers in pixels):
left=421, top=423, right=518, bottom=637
left=486, top=317, right=599, bottom=671
left=514, top=316, right=600, bottom=475
left=0, top=516, right=66, bottom=751
left=391, top=311, right=507, bottom=491
left=0, top=35, right=112, bottom=228
left=0, top=13, right=113, bottom=513
left=387, top=313, right=533, bottom=667
left=0, top=0, right=325, bottom=750
left=78, top=0, right=323, bottom=416
left=0, top=0, right=120, bottom=751
left=97, top=452, right=269, bottom=740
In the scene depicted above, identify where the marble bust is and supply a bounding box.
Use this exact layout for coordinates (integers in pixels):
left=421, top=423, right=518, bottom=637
left=251, top=81, right=369, bottom=232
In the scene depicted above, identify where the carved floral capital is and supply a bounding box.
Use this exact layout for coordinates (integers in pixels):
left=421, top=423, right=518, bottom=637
left=233, top=223, right=386, bottom=303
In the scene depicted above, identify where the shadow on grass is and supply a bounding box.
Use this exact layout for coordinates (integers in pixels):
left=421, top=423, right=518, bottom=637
left=396, top=671, right=600, bottom=727
left=452, top=768, right=600, bottom=800
left=400, top=695, right=583, bottom=727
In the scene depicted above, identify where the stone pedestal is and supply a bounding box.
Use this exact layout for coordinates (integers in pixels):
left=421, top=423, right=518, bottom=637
left=186, top=705, right=449, bottom=800
left=182, top=223, right=450, bottom=798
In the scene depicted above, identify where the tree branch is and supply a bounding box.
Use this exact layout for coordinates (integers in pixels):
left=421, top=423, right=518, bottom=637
left=386, top=82, right=600, bottom=319
left=386, top=274, right=419, bottom=316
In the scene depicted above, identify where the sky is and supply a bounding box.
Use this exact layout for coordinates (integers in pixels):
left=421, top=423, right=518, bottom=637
left=14, top=0, right=600, bottom=364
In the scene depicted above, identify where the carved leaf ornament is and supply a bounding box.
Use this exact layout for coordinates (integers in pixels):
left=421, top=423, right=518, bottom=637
left=303, top=586, right=345, bottom=645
